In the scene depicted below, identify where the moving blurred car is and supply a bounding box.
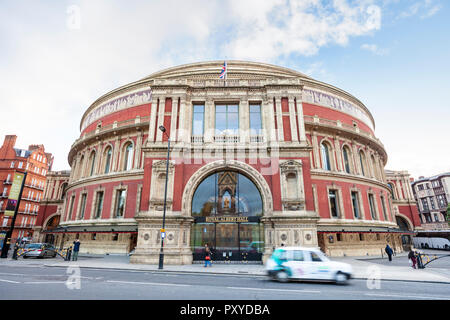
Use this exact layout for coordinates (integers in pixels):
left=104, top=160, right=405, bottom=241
left=266, top=247, right=353, bottom=285
left=22, top=243, right=57, bottom=259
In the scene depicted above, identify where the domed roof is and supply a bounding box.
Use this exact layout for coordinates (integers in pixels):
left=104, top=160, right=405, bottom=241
left=140, top=60, right=314, bottom=81
left=80, top=60, right=375, bottom=132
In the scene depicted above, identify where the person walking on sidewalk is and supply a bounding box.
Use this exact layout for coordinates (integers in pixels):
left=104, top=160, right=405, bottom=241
left=408, top=249, right=417, bottom=269
left=204, top=243, right=212, bottom=267
left=385, top=244, right=393, bottom=262
left=72, top=239, right=81, bottom=261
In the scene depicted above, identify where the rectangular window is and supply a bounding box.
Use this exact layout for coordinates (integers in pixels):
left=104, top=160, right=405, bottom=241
left=79, top=194, right=87, bottom=219
left=215, top=104, right=239, bottom=135
left=115, top=189, right=126, bottom=218
left=421, top=198, right=429, bottom=211
left=10, top=162, right=14, bottom=168
left=192, top=104, right=205, bottom=136
left=249, top=104, right=262, bottom=135
left=112, top=233, right=119, bottom=241
left=351, top=191, right=360, bottom=219
left=328, top=190, right=339, bottom=218
left=18, top=162, right=23, bottom=169
left=368, top=194, right=377, bottom=220
left=429, top=197, right=436, bottom=210
left=95, top=191, right=104, bottom=219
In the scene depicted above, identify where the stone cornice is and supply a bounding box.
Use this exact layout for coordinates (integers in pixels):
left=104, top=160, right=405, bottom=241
left=310, top=169, right=390, bottom=192
left=67, top=170, right=144, bottom=191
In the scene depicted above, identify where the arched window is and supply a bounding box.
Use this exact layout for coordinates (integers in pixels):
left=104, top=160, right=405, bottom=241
left=371, top=155, right=378, bottom=179
left=78, top=156, right=85, bottom=178
left=60, top=183, right=68, bottom=200
left=104, top=146, right=112, bottom=174
left=388, top=183, right=396, bottom=200
left=342, top=146, right=352, bottom=174
left=321, top=142, right=332, bottom=171
left=123, top=143, right=133, bottom=171
left=192, top=171, right=262, bottom=217
left=89, top=151, right=96, bottom=176
left=359, top=150, right=366, bottom=176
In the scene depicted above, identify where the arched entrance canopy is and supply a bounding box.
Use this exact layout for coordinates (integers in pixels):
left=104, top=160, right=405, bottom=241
left=186, top=161, right=271, bottom=262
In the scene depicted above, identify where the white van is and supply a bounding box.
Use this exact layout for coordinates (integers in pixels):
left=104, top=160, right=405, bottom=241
left=265, top=247, right=353, bottom=285
left=413, top=237, right=450, bottom=250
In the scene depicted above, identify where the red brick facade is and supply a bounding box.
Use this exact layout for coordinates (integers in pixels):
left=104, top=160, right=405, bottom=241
left=0, top=135, right=52, bottom=244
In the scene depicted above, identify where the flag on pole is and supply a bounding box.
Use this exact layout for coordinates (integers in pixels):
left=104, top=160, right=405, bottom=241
left=219, top=61, right=227, bottom=80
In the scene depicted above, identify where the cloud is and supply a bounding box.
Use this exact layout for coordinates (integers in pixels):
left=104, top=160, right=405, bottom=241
left=397, top=0, right=442, bottom=19
left=361, top=43, right=390, bottom=55
left=225, top=0, right=382, bottom=60
left=0, top=0, right=384, bottom=170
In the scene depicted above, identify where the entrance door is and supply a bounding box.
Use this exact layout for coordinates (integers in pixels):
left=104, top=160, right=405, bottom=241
left=214, top=223, right=239, bottom=261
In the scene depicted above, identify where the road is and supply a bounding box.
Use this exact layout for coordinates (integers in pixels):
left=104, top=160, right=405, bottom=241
left=0, top=264, right=449, bottom=301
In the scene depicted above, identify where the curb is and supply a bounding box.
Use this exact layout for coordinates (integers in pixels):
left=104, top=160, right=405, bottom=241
left=40, top=263, right=450, bottom=284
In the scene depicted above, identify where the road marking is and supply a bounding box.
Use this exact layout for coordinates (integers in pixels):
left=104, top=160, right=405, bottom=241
left=227, top=287, right=321, bottom=294
left=106, top=280, right=191, bottom=287
left=0, top=279, right=20, bottom=284
left=365, top=293, right=450, bottom=300
left=23, top=281, right=67, bottom=284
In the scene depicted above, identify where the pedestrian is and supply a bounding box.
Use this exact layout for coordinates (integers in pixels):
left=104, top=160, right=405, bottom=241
left=72, top=239, right=81, bottom=261
left=385, top=244, right=393, bottom=262
left=408, top=249, right=417, bottom=269
left=204, top=243, right=212, bottom=267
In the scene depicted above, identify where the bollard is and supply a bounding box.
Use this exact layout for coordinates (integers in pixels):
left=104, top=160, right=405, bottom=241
left=12, top=244, right=19, bottom=260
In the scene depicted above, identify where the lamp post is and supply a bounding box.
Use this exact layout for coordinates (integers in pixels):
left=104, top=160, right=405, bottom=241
left=158, top=125, right=170, bottom=269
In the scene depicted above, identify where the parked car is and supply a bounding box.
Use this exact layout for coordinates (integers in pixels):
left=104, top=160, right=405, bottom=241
left=22, top=243, right=57, bottom=259
left=265, top=247, right=353, bottom=285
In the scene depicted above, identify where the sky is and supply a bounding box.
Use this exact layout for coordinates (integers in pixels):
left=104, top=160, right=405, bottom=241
left=0, top=0, right=449, bottom=180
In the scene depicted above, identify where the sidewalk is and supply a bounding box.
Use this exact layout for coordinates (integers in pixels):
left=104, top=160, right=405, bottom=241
left=1, top=253, right=449, bottom=284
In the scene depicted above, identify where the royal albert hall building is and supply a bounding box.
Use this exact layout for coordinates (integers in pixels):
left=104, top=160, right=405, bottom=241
left=57, top=61, right=408, bottom=265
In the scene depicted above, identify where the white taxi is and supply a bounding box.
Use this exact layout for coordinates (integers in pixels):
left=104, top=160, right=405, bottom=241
left=266, top=247, right=353, bottom=285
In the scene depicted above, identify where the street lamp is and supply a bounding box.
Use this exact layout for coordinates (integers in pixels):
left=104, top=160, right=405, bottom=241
left=158, top=125, right=170, bottom=269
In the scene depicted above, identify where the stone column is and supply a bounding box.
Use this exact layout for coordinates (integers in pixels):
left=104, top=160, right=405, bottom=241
left=296, top=99, right=307, bottom=143
left=288, top=97, right=298, bottom=142
left=112, top=136, right=120, bottom=172
left=170, top=97, right=178, bottom=142
left=396, top=179, right=404, bottom=200
left=204, top=98, right=214, bottom=143
left=148, top=97, right=158, bottom=143
left=156, top=97, right=166, bottom=142
left=275, top=97, right=284, bottom=141
left=334, top=136, right=343, bottom=172
left=311, top=131, right=320, bottom=169
left=240, top=98, right=249, bottom=143
left=177, top=98, right=187, bottom=144
left=134, top=131, right=143, bottom=169
left=353, top=143, right=361, bottom=175
left=266, top=97, right=277, bottom=143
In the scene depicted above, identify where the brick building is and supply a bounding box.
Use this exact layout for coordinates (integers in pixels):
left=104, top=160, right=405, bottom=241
left=51, top=61, right=418, bottom=264
left=32, top=170, right=70, bottom=247
left=385, top=170, right=421, bottom=250
left=0, top=135, right=53, bottom=243
left=411, top=172, right=450, bottom=230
